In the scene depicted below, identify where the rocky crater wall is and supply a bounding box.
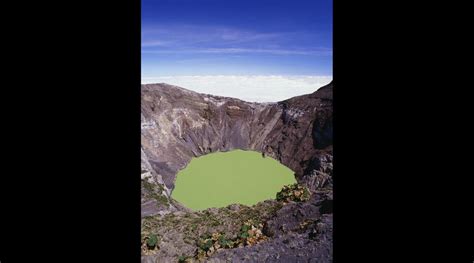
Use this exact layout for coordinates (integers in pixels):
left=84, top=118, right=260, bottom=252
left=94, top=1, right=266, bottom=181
left=141, top=82, right=333, bottom=216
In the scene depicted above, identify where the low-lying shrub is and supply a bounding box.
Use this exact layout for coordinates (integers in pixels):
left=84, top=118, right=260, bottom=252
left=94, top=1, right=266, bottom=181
left=195, top=220, right=267, bottom=260
left=141, top=233, right=160, bottom=255
left=276, top=183, right=311, bottom=203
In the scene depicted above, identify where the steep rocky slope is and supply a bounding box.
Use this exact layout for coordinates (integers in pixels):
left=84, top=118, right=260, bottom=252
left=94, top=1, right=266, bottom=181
left=141, top=82, right=333, bottom=262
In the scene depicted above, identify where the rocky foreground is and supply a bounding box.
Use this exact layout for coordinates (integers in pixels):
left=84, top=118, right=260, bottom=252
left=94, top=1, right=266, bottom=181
left=141, top=82, right=333, bottom=262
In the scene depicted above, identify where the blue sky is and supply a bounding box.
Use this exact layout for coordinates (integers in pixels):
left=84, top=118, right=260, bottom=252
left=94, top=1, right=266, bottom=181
left=142, top=0, right=333, bottom=77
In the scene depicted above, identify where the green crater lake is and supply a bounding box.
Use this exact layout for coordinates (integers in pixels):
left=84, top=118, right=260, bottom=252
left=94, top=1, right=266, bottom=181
left=171, top=150, right=296, bottom=211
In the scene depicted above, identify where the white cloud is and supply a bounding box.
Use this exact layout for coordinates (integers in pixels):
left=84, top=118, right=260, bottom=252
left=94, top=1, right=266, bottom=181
left=141, top=40, right=173, bottom=47
left=141, top=75, right=332, bottom=102
left=142, top=48, right=332, bottom=56
left=141, top=24, right=332, bottom=57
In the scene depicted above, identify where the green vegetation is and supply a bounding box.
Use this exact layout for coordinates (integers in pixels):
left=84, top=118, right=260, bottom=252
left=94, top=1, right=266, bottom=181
left=276, top=183, right=311, bottom=203
left=141, top=233, right=160, bottom=255
left=195, top=220, right=267, bottom=260
left=172, top=150, right=296, bottom=210
left=238, top=219, right=267, bottom=246
left=146, top=234, right=159, bottom=248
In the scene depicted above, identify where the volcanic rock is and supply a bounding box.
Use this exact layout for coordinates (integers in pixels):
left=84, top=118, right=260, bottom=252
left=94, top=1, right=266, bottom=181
left=141, top=82, right=333, bottom=262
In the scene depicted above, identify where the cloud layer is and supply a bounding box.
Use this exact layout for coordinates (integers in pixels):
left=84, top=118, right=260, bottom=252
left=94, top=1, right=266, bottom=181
left=142, top=75, right=332, bottom=102
left=141, top=25, right=332, bottom=57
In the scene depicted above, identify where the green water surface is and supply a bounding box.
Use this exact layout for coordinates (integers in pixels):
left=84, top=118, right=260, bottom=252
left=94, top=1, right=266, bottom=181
left=171, top=150, right=296, bottom=210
